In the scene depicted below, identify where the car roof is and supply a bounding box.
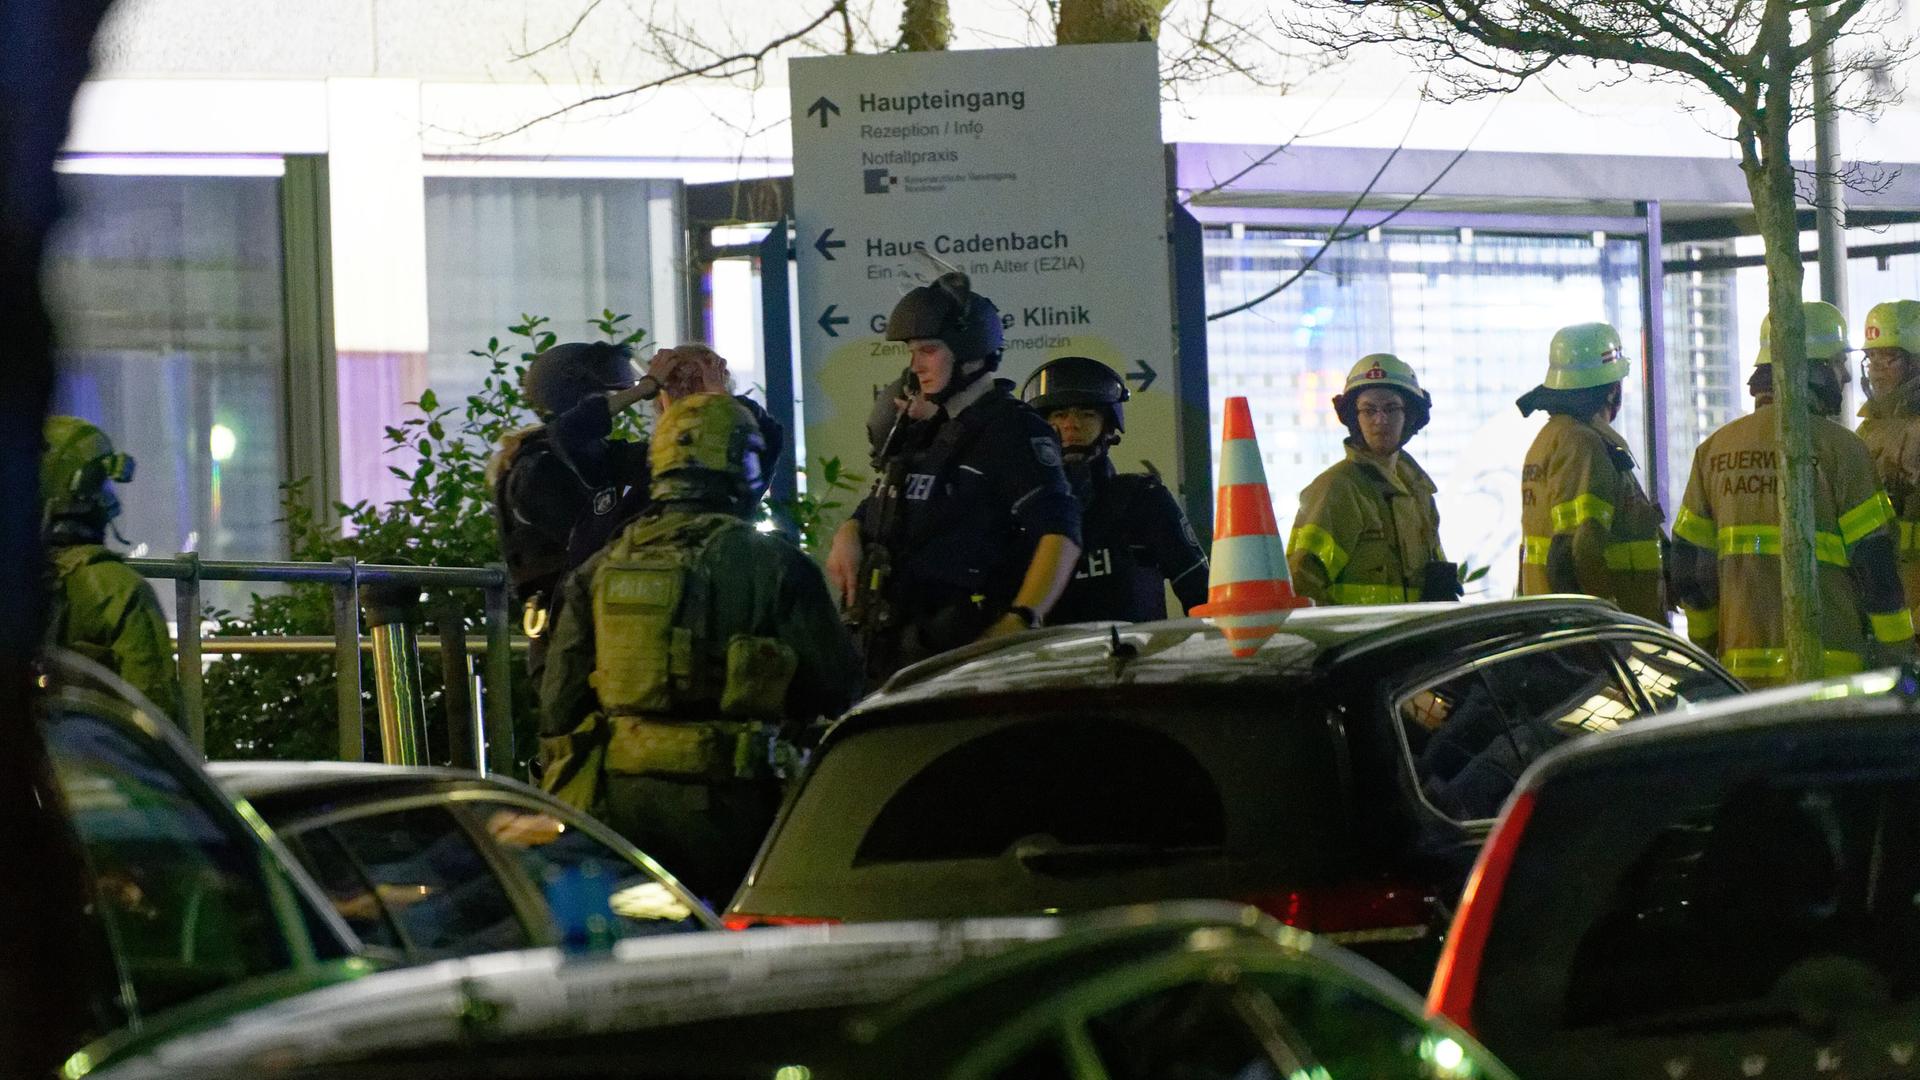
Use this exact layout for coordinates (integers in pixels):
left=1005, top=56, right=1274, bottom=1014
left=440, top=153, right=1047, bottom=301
left=85, top=903, right=1353, bottom=1080
left=1518, top=665, right=1920, bottom=793
left=206, top=761, right=553, bottom=823
left=208, top=760, right=488, bottom=799
left=850, top=596, right=1656, bottom=714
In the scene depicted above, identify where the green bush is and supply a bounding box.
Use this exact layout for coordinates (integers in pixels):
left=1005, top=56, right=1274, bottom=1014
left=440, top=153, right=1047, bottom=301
left=201, top=313, right=640, bottom=769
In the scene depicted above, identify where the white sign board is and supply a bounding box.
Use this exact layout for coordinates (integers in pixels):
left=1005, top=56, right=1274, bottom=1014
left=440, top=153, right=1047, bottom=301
left=789, top=43, right=1176, bottom=520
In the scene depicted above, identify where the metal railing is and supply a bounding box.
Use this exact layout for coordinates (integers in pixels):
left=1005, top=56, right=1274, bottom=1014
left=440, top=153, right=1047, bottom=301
left=129, top=554, right=520, bottom=775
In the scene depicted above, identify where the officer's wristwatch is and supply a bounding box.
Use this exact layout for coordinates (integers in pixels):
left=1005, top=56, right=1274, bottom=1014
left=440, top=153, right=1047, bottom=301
left=1006, top=605, right=1042, bottom=629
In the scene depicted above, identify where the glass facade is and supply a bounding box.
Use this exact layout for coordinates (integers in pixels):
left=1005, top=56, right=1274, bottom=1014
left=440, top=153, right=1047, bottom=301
left=1204, top=226, right=1646, bottom=601
left=424, top=176, right=681, bottom=409
left=44, top=172, right=288, bottom=619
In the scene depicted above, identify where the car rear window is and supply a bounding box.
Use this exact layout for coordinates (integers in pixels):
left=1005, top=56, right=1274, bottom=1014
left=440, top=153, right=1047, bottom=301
left=1471, top=728, right=1920, bottom=1070
left=1566, top=772, right=1920, bottom=1028
left=738, top=688, right=1347, bottom=920
left=854, top=718, right=1226, bottom=865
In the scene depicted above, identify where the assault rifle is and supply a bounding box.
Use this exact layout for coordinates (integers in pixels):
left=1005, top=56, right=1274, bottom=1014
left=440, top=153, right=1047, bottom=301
left=847, top=385, right=919, bottom=680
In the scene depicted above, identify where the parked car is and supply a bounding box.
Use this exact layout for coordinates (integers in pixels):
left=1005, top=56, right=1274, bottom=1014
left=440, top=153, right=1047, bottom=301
left=34, top=651, right=368, bottom=1070
left=1430, top=665, right=1920, bottom=1080
left=87, top=902, right=1518, bottom=1080
left=207, top=761, right=720, bottom=962
left=728, top=598, right=1743, bottom=985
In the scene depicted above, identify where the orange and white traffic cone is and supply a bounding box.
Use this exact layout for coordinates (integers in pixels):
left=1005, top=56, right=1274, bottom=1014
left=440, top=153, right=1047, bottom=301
left=1193, top=395, right=1310, bottom=657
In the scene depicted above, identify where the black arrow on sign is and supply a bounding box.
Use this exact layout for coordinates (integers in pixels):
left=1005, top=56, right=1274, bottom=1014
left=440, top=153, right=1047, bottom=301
left=818, top=305, right=850, bottom=337
left=1126, top=359, right=1157, bottom=393
left=806, top=96, right=841, bottom=128
left=814, top=228, right=845, bottom=260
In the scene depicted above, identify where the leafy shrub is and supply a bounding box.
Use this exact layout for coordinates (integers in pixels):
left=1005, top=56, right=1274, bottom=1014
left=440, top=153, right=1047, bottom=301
left=201, top=313, right=637, bottom=768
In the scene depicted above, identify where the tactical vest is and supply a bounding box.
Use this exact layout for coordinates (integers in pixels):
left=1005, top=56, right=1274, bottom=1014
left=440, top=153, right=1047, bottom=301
left=1053, top=468, right=1171, bottom=623
left=590, top=512, right=799, bottom=781
left=862, top=388, right=1013, bottom=593
left=591, top=511, right=791, bottom=716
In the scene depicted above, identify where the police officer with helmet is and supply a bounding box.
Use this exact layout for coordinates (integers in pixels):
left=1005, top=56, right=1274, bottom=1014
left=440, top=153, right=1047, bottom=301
left=1289, top=354, right=1457, bottom=605
left=826, top=272, right=1082, bottom=681
left=1857, top=299, right=1920, bottom=617
left=1516, top=322, right=1669, bottom=622
left=1019, top=355, right=1208, bottom=623
left=41, top=415, right=179, bottom=714
left=1672, top=301, right=1914, bottom=685
left=492, top=340, right=779, bottom=683
left=538, top=394, right=858, bottom=903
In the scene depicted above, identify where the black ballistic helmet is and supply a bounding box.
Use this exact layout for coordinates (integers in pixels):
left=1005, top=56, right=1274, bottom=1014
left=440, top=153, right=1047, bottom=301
left=885, top=272, right=1005, bottom=368
left=523, top=341, right=635, bottom=418
left=1021, top=355, right=1129, bottom=435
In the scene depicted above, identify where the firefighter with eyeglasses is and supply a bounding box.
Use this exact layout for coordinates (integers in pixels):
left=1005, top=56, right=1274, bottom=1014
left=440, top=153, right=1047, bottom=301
left=1019, top=355, right=1208, bottom=623
left=538, top=394, right=858, bottom=903
left=1516, top=322, right=1669, bottom=621
left=1857, top=299, right=1920, bottom=619
left=1289, top=354, right=1458, bottom=605
left=1671, top=300, right=1914, bottom=685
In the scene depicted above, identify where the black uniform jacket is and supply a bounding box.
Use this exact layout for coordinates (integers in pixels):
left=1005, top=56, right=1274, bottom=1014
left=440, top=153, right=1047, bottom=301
left=1048, top=455, right=1210, bottom=625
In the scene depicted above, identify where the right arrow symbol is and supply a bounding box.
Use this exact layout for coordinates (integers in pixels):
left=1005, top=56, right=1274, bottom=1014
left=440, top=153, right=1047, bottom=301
left=806, top=96, right=841, bottom=128
left=1126, top=359, right=1157, bottom=393
left=818, top=305, right=850, bottom=337
left=814, top=228, right=846, bottom=260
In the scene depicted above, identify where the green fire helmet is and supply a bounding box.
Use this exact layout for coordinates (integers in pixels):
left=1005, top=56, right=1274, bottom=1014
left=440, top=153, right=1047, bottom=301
left=648, top=393, right=766, bottom=506
left=42, top=415, right=135, bottom=527
left=1758, top=300, right=1850, bottom=365
left=1863, top=300, right=1920, bottom=355
left=1334, top=353, right=1432, bottom=438
left=1544, top=323, right=1632, bottom=389
left=1343, top=353, right=1427, bottom=399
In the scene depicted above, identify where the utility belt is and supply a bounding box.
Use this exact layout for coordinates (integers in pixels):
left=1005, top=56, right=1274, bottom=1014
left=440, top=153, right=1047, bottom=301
left=606, top=714, right=781, bottom=782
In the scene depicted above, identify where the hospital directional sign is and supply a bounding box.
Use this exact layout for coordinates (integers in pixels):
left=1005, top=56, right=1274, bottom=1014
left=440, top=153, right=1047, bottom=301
left=789, top=43, right=1176, bottom=519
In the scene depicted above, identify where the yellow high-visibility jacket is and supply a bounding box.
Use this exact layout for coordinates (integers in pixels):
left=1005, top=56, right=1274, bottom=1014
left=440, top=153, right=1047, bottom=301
left=1518, top=414, right=1667, bottom=621
left=1289, top=442, right=1444, bottom=605
left=1857, top=377, right=1920, bottom=618
left=1675, top=403, right=1911, bottom=686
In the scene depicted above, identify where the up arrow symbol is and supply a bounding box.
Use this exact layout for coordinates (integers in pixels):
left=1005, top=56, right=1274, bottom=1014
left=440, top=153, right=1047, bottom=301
left=806, top=96, right=841, bottom=129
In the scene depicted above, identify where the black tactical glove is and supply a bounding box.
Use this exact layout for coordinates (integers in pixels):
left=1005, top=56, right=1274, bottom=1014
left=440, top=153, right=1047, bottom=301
left=1422, top=561, right=1464, bottom=602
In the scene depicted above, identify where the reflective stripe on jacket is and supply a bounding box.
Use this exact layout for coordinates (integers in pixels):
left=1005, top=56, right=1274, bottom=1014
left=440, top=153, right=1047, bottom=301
left=1518, top=413, right=1667, bottom=621
left=1857, top=377, right=1920, bottom=616
left=1675, top=404, right=1907, bottom=686
left=1288, top=442, right=1444, bottom=605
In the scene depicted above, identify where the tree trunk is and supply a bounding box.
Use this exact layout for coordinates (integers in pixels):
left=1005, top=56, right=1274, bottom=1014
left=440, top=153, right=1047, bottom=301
left=1744, top=11, right=1824, bottom=683
left=899, top=0, right=951, bottom=51
left=1057, top=0, right=1168, bottom=43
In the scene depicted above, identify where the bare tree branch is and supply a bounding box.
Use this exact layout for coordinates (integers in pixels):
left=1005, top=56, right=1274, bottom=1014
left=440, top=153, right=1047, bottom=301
left=472, top=1, right=851, bottom=143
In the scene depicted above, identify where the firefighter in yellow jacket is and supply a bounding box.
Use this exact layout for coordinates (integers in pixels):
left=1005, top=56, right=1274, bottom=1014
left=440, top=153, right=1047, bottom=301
left=1857, top=299, right=1920, bottom=616
left=1516, top=322, right=1667, bottom=621
left=1671, top=301, right=1914, bottom=685
left=1289, top=355, right=1459, bottom=604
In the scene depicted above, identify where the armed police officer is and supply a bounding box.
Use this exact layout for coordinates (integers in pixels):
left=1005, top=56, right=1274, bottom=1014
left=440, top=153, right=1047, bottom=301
left=492, top=340, right=779, bottom=682
left=1672, top=301, right=1914, bottom=685
left=41, top=416, right=178, bottom=713
left=538, top=394, right=857, bottom=903
left=1019, top=355, right=1207, bottom=623
left=1516, top=323, right=1669, bottom=622
left=825, top=272, right=1082, bottom=681
left=1289, top=355, right=1457, bottom=605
